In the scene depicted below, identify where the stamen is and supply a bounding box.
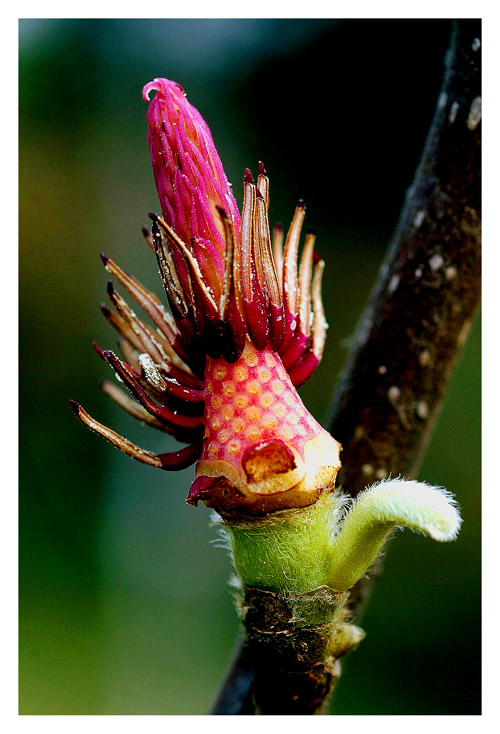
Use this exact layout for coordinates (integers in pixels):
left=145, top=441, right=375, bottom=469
left=151, top=218, right=189, bottom=318
left=217, top=206, right=234, bottom=320
left=117, top=337, right=142, bottom=372
left=253, top=190, right=271, bottom=307
left=212, top=205, right=246, bottom=360
left=309, top=254, right=327, bottom=358
left=101, top=379, right=175, bottom=433
left=156, top=215, right=218, bottom=316
left=226, top=209, right=247, bottom=357
left=255, top=192, right=285, bottom=351
left=140, top=353, right=205, bottom=405
left=272, top=223, right=284, bottom=287
left=244, top=167, right=255, bottom=185
left=241, top=173, right=269, bottom=349
left=257, top=161, right=269, bottom=212
left=288, top=255, right=327, bottom=387
left=281, top=202, right=306, bottom=351
left=101, top=253, right=179, bottom=347
left=94, top=342, right=166, bottom=402
left=138, top=352, right=169, bottom=392
left=240, top=173, right=256, bottom=305
left=70, top=400, right=165, bottom=466
left=69, top=400, right=202, bottom=470
left=107, top=278, right=193, bottom=375
left=106, top=281, right=165, bottom=365
left=103, top=350, right=204, bottom=433
left=100, top=304, right=145, bottom=354
left=142, top=225, right=155, bottom=252
left=228, top=200, right=246, bottom=326
left=298, top=230, right=315, bottom=337
left=153, top=214, right=220, bottom=350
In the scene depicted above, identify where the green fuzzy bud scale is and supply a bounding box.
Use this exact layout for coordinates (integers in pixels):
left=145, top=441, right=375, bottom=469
left=227, top=493, right=348, bottom=595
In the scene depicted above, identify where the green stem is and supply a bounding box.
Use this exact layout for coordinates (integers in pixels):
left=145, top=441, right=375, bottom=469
left=227, top=494, right=344, bottom=595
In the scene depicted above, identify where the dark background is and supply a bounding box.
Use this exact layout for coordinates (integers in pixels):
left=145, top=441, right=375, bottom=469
left=19, top=18, right=480, bottom=714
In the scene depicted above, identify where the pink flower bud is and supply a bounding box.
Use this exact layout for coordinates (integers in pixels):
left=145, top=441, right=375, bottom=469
left=72, top=78, right=338, bottom=517
left=142, top=78, right=241, bottom=254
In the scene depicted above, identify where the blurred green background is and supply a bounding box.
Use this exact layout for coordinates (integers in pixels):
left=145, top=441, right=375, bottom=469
left=19, top=19, right=480, bottom=715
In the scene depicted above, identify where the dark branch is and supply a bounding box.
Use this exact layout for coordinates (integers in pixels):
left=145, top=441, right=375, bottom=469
left=327, top=18, right=481, bottom=626
left=211, top=19, right=481, bottom=714
left=210, top=637, right=255, bottom=715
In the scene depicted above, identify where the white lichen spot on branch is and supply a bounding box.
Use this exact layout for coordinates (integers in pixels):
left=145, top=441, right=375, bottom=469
left=388, top=274, right=400, bottom=294
left=414, top=210, right=425, bottom=229
left=449, top=101, right=460, bottom=124
left=458, top=319, right=472, bottom=347
left=387, top=386, right=401, bottom=404
left=429, top=253, right=444, bottom=272
left=419, top=349, right=432, bottom=367
left=416, top=400, right=430, bottom=420
left=467, top=97, right=482, bottom=131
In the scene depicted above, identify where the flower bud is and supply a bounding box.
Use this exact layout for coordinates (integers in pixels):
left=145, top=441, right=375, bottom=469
left=143, top=78, right=240, bottom=253
left=73, top=77, right=339, bottom=517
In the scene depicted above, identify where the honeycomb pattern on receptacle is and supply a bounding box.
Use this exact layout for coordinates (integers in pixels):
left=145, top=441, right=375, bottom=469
left=203, top=348, right=322, bottom=464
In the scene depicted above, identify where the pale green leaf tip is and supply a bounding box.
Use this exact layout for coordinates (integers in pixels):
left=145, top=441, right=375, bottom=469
left=327, top=478, right=462, bottom=590
left=357, top=478, right=462, bottom=542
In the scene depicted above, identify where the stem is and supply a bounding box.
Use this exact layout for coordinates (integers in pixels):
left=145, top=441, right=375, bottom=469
left=211, top=19, right=481, bottom=715
left=227, top=495, right=342, bottom=595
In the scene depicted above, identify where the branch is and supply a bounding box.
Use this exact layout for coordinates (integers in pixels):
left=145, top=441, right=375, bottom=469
left=211, top=19, right=481, bottom=715
left=327, top=18, right=481, bottom=625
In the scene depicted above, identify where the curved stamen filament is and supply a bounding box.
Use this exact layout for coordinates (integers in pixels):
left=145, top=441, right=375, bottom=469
left=241, top=170, right=256, bottom=306
left=106, top=282, right=166, bottom=366
left=288, top=255, right=327, bottom=387
left=279, top=230, right=316, bottom=369
left=117, top=337, right=142, bottom=372
left=101, top=254, right=179, bottom=346
left=94, top=342, right=167, bottom=404
left=156, top=215, right=218, bottom=317
left=101, top=379, right=175, bottom=433
left=309, top=255, right=327, bottom=360
left=103, top=350, right=204, bottom=434
left=272, top=223, right=284, bottom=288
left=217, top=207, right=235, bottom=321
left=298, top=230, right=315, bottom=337
left=256, top=191, right=284, bottom=351
left=151, top=219, right=189, bottom=318
left=257, top=161, right=269, bottom=212
left=281, top=202, right=306, bottom=351
left=100, top=304, right=145, bottom=354
left=70, top=400, right=202, bottom=470
left=241, top=170, right=269, bottom=348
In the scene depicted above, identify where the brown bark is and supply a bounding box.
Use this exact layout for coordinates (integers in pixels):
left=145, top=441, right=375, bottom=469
left=240, top=587, right=344, bottom=715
